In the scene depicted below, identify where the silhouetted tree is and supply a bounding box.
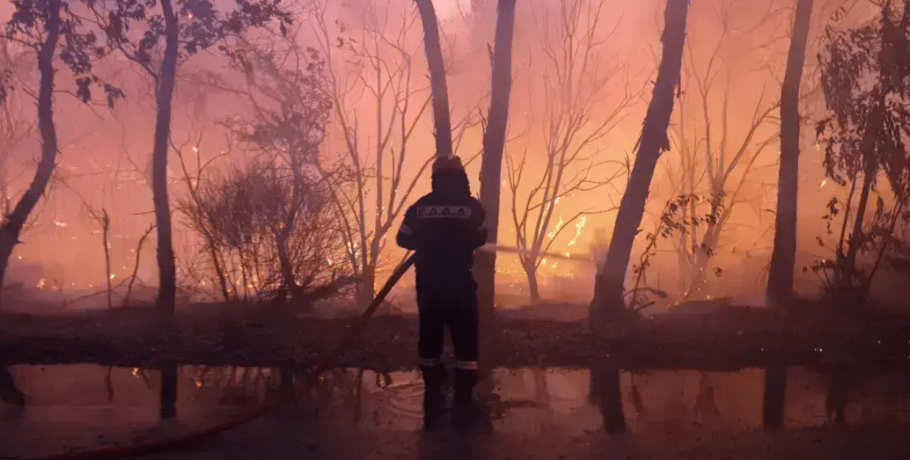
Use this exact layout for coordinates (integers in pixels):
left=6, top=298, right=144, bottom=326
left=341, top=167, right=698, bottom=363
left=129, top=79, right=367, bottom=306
left=474, top=0, right=516, bottom=377
left=414, top=0, right=454, bottom=159
left=591, top=0, right=690, bottom=324
left=767, top=0, right=814, bottom=306
left=815, top=0, right=910, bottom=309
left=0, top=0, right=123, bottom=310
left=764, top=0, right=814, bottom=432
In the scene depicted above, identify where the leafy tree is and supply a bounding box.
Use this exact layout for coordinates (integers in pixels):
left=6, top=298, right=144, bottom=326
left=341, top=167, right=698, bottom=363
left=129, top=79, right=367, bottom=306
left=816, top=0, right=910, bottom=308
left=0, top=0, right=122, bottom=309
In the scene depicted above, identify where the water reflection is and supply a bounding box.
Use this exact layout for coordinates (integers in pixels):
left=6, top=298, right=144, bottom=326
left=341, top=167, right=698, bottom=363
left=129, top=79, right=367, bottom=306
left=2, top=364, right=910, bottom=456
left=0, top=365, right=25, bottom=406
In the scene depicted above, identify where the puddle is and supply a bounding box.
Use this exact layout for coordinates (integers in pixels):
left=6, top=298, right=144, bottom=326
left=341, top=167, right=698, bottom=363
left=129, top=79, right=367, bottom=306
left=0, top=364, right=284, bottom=457
left=2, top=364, right=910, bottom=457
left=314, top=367, right=910, bottom=433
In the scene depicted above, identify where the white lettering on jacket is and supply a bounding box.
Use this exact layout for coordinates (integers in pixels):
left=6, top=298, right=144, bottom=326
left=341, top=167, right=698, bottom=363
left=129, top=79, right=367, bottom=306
left=416, top=206, right=472, bottom=219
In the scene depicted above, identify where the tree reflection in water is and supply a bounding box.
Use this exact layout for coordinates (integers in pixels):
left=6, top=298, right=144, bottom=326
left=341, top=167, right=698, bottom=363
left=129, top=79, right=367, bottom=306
left=0, top=365, right=25, bottom=406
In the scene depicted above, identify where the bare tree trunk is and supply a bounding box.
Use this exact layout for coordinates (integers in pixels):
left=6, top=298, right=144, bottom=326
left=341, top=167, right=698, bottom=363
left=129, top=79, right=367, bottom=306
left=275, top=231, right=296, bottom=301
left=0, top=0, right=61, bottom=310
left=475, top=0, right=517, bottom=380
left=359, top=266, right=376, bottom=307
left=525, top=263, right=541, bottom=303
left=763, top=0, right=812, bottom=430
left=414, top=0, right=453, bottom=158
left=153, top=0, right=179, bottom=319
left=767, top=0, right=813, bottom=307
left=124, top=224, right=155, bottom=307
left=276, top=154, right=306, bottom=303
left=207, top=237, right=231, bottom=303
left=101, top=209, right=113, bottom=309
left=591, top=0, right=689, bottom=325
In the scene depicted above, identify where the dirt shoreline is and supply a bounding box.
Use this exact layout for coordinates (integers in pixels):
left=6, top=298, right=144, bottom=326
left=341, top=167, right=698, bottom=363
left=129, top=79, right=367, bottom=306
left=2, top=306, right=910, bottom=371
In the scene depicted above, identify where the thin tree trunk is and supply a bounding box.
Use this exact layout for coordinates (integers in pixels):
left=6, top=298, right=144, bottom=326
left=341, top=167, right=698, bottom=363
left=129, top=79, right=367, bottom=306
left=475, top=0, right=517, bottom=381
left=767, top=0, right=813, bottom=307
left=275, top=231, right=296, bottom=301
left=152, top=0, right=179, bottom=319
left=525, top=263, right=540, bottom=303
left=414, top=0, right=453, bottom=158
left=359, top=266, right=376, bottom=307
left=763, top=0, right=812, bottom=430
left=276, top=157, right=305, bottom=303
left=124, top=224, right=155, bottom=307
left=839, top=150, right=876, bottom=306
left=207, top=238, right=231, bottom=303
left=0, top=0, right=61, bottom=310
left=591, top=0, right=689, bottom=325
left=101, top=209, right=113, bottom=309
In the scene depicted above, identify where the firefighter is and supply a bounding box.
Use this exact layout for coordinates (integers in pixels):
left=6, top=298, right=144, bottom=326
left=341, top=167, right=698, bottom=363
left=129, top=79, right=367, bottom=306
left=396, top=155, right=488, bottom=429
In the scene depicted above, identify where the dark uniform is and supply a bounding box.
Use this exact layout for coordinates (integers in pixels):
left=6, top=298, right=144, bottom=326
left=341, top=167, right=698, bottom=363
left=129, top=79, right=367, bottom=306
left=396, top=155, right=487, bottom=428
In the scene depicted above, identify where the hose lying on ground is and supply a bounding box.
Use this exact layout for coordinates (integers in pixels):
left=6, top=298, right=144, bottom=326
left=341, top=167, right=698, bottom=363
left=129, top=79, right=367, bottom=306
left=24, top=254, right=417, bottom=460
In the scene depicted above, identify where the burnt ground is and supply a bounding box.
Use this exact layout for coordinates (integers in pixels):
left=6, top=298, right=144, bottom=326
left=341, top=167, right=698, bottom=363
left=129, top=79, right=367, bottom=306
left=2, top=304, right=910, bottom=372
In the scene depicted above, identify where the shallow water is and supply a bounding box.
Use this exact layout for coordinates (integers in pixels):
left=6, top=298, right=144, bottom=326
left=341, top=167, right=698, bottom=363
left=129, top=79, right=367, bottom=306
left=2, top=364, right=910, bottom=458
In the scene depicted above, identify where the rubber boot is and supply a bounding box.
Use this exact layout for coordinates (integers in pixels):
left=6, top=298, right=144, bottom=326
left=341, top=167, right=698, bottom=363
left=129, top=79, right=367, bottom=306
left=451, top=368, right=492, bottom=433
left=420, top=364, right=448, bottom=430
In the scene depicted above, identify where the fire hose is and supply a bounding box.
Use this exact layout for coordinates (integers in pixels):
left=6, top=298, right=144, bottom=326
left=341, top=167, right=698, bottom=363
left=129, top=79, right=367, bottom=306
left=24, top=255, right=418, bottom=460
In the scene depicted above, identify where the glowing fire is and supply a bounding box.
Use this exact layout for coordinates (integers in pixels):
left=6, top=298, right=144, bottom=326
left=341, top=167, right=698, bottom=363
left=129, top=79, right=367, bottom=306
left=567, top=216, right=588, bottom=247
left=546, top=215, right=564, bottom=239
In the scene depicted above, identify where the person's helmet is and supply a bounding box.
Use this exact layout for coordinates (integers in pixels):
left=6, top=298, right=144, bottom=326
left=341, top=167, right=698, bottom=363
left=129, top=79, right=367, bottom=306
left=431, top=155, right=464, bottom=175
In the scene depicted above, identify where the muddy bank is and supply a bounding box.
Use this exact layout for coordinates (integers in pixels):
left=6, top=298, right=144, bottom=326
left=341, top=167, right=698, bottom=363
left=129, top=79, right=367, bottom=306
left=2, top=306, right=910, bottom=371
